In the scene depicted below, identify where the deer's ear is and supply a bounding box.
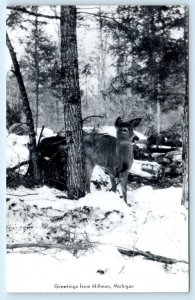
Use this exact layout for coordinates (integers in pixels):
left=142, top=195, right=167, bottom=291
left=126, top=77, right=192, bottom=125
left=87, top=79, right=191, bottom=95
left=129, top=118, right=142, bottom=128
left=115, top=117, right=122, bottom=128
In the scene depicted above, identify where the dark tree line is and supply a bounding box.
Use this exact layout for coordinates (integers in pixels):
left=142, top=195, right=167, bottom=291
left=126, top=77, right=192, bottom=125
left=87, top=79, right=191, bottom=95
left=104, top=6, right=187, bottom=134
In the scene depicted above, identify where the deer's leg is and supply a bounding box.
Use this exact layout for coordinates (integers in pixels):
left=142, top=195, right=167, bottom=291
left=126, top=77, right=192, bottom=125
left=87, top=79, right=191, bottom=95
left=110, top=174, right=117, bottom=192
left=119, top=171, right=128, bottom=204
left=85, top=158, right=94, bottom=193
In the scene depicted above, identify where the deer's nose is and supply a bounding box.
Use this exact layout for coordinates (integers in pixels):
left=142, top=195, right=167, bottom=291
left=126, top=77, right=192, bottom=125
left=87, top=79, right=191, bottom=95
left=122, top=128, right=128, bottom=133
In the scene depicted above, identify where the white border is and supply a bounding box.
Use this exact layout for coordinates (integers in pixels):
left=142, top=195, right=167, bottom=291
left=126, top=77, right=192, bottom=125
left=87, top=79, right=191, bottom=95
left=1, top=0, right=194, bottom=299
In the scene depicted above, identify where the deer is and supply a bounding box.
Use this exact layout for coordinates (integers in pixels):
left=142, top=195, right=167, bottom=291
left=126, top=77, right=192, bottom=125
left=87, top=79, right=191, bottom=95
left=83, top=117, right=142, bottom=204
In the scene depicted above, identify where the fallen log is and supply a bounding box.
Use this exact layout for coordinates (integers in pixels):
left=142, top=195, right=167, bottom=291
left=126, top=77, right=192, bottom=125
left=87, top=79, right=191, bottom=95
left=117, top=247, right=188, bottom=265
left=7, top=243, right=68, bottom=250
left=7, top=242, right=93, bottom=254
left=131, top=160, right=165, bottom=181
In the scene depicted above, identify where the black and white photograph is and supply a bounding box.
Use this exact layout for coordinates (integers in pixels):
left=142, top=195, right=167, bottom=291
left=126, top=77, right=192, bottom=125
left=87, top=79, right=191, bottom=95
left=6, top=5, right=189, bottom=292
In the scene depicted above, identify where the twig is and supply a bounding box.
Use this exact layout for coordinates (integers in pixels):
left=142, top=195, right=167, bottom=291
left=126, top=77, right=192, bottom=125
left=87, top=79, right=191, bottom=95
left=37, top=125, right=45, bottom=146
left=118, top=265, right=125, bottom=274
left=6, top=193, right=39, bottom=197
left=56, top=195, right=71, bottom=199
left=117, top=247, right=188, bottom=265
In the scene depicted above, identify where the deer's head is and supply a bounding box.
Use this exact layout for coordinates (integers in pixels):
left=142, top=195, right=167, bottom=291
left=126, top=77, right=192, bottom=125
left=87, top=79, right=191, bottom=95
left=115, top=117, right=142, bottom=145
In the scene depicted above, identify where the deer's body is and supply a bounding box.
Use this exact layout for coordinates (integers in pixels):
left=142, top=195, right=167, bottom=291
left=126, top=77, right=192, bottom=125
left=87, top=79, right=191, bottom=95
left=84, top=117, right=142, bottom=203
left=38, top=117, right=141, bottom=204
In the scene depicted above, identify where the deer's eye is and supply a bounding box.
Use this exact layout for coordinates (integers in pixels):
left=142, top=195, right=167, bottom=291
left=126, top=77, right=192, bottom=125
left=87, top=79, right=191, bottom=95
left=122, top=127, right=128, bottom=133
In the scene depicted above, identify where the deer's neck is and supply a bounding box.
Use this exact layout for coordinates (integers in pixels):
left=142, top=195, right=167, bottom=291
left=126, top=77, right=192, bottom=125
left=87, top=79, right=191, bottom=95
left=116, top=140, right=131, bottom=151
left=115, top=140, right=133, bottom=173
left=116, top=140, right=133, bottom=160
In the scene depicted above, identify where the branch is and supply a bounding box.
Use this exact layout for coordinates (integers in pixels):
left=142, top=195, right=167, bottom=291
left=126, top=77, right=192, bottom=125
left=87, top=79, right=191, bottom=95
left=82, top=115, right=103, bottom=123
left=78, top=11, right=122, bottom=26
left=7, top=243, right=76, bottom=251
left=118, top=247, right=188, bottom=265
left=7, top=160, right=30, bottom=172
left=78, top=11, right=138, bottom=47
left=37, top=126, right=45, bottom=146
left=7, top=6, right=60, bottom=20
left=7, top=6, right=137, bottom=48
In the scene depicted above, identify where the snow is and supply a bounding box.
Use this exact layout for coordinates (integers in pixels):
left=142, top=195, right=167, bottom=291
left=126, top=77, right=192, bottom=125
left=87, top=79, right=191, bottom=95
left=6, top=246, right=188, bottom=293
left=6, top=128, right=189, bottom=292
left=131, top=160, right=161, bottom=178
left=84, top=125, right=147, bottom=140
left=6, top=127, right=56, bottom=170
left=36, top=127, right=56, bottom=138
left=6, top=184, right=188, bottom=292
left=6, top=132, right=29, bottom=173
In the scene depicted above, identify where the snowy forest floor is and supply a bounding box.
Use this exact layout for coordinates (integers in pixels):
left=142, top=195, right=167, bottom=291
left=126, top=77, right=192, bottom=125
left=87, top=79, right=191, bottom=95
left=6, top=128, right=189, bottom=292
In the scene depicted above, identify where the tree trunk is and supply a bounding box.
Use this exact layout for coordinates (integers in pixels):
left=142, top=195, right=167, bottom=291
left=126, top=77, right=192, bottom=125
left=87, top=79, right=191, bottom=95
left=182, top=7, right=189, bottom=206
left=99, top=7, right=106, bottom=92
left=98, top=6, right=107, bottom=119
left=6, top=31, right=41, bottom=184
left=156, top=96, right=161, bottom=134
left=55, top=98, right=60, bottom=127
left=85, top=75, right=88, bottom=109
left=34, top=7, right=40, bottom=132
left=60, top=6, right=85, bottom=199
left=182, top=78, right=188, bottom=206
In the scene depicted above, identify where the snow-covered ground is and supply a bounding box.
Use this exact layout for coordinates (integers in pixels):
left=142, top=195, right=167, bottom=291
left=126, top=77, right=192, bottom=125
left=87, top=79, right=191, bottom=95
left=6, top=128, right=189, bottom=293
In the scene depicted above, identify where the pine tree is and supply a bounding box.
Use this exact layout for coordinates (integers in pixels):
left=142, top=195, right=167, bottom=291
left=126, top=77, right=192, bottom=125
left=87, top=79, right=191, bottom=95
left=107, top=6, right=187, bottom=134
left=20, top=7, right=58, bottom=130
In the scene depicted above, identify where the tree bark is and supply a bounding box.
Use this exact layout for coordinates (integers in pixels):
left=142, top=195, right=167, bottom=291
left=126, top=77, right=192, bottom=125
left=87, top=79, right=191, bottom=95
left=60, top=6, right=85, bottom=199
left=98, top=6, right=107, bottom=119
left=182, top=80, right=188, bottom=206
left=34, top=7, right=40, bottom=132
left=6, top=31, right=41, bottom=184
left=182, top=7, right=189, bottom=206
left=156, top=96, right=161, bottom=134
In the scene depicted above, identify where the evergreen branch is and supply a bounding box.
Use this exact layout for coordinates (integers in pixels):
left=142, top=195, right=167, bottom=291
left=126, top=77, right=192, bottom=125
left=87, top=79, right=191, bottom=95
left=78, top=11, right=138, bottom=46
left=7, top=6, right=60, bottom=20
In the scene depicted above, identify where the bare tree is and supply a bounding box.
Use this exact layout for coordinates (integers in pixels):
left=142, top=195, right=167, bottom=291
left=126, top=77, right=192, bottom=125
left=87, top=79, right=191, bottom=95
left=6, top=32, right=41, bottom=183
